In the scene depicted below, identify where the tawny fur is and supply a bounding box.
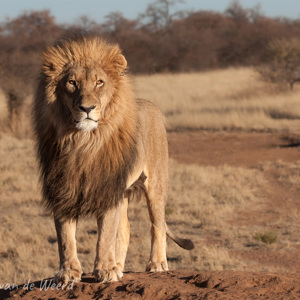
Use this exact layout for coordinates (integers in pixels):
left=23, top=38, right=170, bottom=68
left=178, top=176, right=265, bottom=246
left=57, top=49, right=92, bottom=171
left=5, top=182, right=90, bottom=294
left=33, top=35, right=194, bottom=284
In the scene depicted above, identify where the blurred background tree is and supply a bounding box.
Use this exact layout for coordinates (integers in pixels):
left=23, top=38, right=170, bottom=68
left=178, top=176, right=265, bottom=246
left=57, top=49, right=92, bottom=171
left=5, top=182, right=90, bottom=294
left=0, top=10, right=62, bottom=134
left=257, top=38, right=300, bottom=89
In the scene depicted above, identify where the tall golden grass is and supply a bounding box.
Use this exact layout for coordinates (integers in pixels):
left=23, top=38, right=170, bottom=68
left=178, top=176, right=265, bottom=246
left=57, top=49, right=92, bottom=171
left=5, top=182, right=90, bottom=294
left=134, top=67, right=300, bottom=131
left=1, top=67, right=300, bottom=284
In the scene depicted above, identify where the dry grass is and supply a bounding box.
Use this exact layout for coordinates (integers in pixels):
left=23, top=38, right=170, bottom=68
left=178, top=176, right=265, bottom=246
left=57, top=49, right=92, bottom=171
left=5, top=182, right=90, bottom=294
left=3, top=67, right=300, bottom=134
left=0, top=136, right=262, bottom=282
left=126, top=159, right=265, bottom=273
left=263, top=160, right=300, bottom=186
left=134, top=68, right=300, bottom=131
left=1, top=68, right=300, bottom=284
left=0, top=90, right=32, bottom=137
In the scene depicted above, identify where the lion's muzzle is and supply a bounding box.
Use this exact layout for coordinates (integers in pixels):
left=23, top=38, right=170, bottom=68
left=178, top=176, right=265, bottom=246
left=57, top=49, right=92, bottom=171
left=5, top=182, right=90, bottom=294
left=78, top=105, right=97, bottom=114
left=73, top=104, right=99, bottom=131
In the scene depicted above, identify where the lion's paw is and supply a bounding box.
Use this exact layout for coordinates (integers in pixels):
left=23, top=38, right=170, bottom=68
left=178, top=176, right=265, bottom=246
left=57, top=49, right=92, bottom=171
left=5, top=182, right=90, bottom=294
left=146, top=261, right=169, bottom=272
left=54, top=268, right=82, bottom=285
left=93, top=266, right=123, bottom=283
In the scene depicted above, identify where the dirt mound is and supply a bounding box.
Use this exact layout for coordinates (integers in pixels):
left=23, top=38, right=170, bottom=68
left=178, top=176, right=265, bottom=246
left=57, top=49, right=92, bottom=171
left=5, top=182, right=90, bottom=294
left=1, top=271, right=300, bottom=299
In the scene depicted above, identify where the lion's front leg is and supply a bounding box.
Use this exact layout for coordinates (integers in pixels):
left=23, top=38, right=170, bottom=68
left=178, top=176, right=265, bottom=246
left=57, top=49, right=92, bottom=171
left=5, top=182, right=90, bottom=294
left=93, top=203, right=123, bottom=283
left=54, top=218, right=82, bottom=284
left=115, top=197, right=130, bottom=272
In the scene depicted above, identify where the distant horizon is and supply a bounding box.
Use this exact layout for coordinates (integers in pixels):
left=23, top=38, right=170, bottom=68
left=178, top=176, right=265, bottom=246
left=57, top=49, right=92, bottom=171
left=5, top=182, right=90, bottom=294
left=0, top=0, right=300, bottom=25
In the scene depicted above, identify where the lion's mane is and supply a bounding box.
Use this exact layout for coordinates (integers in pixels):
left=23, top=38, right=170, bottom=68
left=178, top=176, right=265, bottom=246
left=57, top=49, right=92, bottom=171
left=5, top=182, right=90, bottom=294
left=33, top=36, right=138, bottom=220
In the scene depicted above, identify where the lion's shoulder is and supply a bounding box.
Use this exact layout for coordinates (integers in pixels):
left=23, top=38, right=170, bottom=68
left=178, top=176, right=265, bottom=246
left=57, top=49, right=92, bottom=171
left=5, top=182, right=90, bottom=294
left=136, top=98, right=161, bottom=112
left=135, top=98, right=167, bottom=160
left=136, top=98, right=165, bottom=125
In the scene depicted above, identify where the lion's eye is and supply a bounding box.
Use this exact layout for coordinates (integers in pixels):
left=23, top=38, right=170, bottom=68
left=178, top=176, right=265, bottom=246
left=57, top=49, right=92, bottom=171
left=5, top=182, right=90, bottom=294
left=68, top=80, right=76, bottom=86
left=96, top=80, right=104, bottom=86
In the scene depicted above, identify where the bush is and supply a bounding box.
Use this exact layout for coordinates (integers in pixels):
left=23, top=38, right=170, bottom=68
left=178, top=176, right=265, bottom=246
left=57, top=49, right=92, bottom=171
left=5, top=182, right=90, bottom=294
left=256, top=38, right=300, bottom=89
left=254, top=231, right=277, bottom=244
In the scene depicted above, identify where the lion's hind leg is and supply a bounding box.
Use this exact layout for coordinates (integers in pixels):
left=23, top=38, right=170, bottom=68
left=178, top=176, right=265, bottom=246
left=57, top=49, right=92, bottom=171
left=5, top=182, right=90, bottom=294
left=144, top=175, right=169, bottom=272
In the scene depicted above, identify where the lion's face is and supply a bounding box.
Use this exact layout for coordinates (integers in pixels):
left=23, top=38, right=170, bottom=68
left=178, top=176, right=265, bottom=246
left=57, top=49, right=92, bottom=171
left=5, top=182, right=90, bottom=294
left=61, top=65, right=113, bottom=132
left=41, top=37, right=128, bottom=132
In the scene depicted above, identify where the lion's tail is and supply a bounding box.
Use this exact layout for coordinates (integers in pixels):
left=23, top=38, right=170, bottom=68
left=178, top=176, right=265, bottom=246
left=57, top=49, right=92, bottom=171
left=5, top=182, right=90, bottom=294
left=127, top=172, right=194, bottom=251
left=166, top=225, right=194, bottom=250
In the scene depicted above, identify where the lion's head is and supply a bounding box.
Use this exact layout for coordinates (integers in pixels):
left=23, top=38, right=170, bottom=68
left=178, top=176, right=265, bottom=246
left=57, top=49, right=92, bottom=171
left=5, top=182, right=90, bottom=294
left=41, top=35, right=128, bottom=132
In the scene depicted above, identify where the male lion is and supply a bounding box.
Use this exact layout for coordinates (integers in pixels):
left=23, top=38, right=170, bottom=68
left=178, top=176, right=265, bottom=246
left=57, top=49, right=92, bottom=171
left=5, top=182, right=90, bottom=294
left=33, top=35, right=194, bottom=284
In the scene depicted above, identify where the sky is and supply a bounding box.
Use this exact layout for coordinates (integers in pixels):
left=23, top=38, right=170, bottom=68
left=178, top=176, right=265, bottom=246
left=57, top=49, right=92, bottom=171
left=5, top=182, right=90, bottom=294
left=0, top=0, right=300, bottom=24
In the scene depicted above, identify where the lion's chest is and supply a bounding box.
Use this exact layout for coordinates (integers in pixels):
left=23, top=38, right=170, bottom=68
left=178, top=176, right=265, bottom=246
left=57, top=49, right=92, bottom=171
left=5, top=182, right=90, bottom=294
left=43, top=143, right=129, bottom=219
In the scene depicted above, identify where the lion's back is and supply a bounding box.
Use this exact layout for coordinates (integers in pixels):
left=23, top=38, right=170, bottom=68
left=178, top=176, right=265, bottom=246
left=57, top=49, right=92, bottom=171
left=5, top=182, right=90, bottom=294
left=136, top=99, right=166, bottom=133
left=136, top=98, right=168, bottom=169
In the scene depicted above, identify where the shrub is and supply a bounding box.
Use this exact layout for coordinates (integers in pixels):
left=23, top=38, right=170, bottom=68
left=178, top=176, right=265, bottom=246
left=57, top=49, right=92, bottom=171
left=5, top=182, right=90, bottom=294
left=254, top=231, right=277, bottom=244
left=256, top=38, right=300, bottom=89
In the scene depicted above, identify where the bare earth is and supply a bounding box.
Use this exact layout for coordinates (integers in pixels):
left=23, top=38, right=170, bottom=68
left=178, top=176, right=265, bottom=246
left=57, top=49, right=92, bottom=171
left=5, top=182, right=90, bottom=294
left=1, top=131, right=300, bottom=299
left=2, top=271, right=300, bottom=300
left=169, top=131, right=300, bottom=275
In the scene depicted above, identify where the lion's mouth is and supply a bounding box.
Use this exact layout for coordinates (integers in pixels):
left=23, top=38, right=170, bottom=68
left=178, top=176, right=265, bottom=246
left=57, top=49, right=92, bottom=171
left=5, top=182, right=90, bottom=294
left=74, top=117, right=99, bottom=131
left=74, top=117, right=98, bottom=124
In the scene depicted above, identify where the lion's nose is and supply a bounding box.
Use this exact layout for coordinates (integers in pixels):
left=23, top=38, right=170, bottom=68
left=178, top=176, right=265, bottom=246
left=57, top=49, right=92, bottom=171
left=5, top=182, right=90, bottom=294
left=78, top=105, right=96, bottom=114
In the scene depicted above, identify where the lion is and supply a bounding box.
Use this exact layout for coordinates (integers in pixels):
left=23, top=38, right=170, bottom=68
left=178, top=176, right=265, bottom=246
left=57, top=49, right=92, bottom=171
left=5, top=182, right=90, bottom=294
left=33, top=35, right=194, bottom=284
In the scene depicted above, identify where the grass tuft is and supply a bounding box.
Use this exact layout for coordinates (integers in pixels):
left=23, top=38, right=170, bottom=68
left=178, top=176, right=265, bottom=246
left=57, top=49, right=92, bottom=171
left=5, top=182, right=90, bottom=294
left=254, top=232, right=277, bottom=244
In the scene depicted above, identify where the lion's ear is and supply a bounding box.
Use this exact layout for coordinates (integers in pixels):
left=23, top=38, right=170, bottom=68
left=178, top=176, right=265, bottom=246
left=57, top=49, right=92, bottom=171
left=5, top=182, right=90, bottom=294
left=114, top=54, right=127, bottom=75
left=42, top=46, right=68, bottom=79
left=41, top=49, right=64, bottom=103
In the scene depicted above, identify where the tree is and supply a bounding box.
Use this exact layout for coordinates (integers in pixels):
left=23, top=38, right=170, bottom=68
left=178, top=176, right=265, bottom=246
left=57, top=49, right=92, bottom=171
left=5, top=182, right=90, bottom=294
left=225, top=0, right=249, bottom=23
left=257, top=38, right=300, bottom=88
left=77, top=15, right=98, bottom=31
left=0, top=10, right=61, bottom=135
left=139, top=0, right=185, bottom=31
